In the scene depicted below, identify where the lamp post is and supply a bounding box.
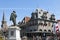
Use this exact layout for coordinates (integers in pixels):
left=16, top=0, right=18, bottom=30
left=43, top=32, right=46, bottom=40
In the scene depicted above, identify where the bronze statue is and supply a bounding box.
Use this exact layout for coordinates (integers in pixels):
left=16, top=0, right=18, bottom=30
left=10, top=11, right=17, bottom=26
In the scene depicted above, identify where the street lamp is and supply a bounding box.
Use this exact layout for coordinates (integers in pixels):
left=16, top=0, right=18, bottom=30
left=43, top=32, right=46, bottom=40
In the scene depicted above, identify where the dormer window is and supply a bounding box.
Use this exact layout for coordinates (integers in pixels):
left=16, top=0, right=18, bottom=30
left=41, top=12, right=47, bottom=20
left=34, top=15, right=36, bottom=19
left=50, top=14, right=55, bottom=21
left=31, top=12, right=37, bottom=19
left=23, top=20, right=25, bottom=23
left=43, top=11, right=47, bottom=15
left=36, top=9, right=38, bottom=12
left=41, top=15, right=47, bottom=20
left=41, top=10, right=43, bottom=11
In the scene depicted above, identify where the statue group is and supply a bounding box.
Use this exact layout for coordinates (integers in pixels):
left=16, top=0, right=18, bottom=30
left=10, top=11, right=17, bottom=26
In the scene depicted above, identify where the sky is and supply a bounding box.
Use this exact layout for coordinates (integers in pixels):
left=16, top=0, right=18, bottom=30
left=0, top=0, right=60, bottom=27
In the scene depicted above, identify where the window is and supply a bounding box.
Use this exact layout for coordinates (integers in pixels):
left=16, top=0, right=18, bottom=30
left=41, top=14, right=47, bottom=20
left=48, top=22, right=50, bottom=26
left=36, top=9, right=38, bottom=11
left=50, top=14, right=55, bottom=21
left=39, top=29, right=42, bottom=31
left=39, top=22, right=43, bottom=25
left=52, top=25, right=53, bottom=27
left=34, top=15, right=36, bottom=18
left=30, top=30, right=32, bottom=31
left=39, top=12, right=41, bottom=14
left=44, top=21, right=47, bottom=26
left=41, top=10, right=42, bottom=11
left=44, top=23, right=47, bottom=26
left=11, top=31, right=14, bottom=36
left=44, top=30, right=47, bottom=32
left=34, top=29, right=36, bottom=31
left=48, top=30, right=51, bottom=32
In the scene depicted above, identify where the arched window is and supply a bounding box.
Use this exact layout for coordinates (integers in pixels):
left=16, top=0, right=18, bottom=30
left=48, top=30, right=51, bottom=32
left=30, top=30, right=32, bottom=31
left=34, top=29, right=36, bottom=31
left=39, top=29, right=42, bottom=31
left=44, top=21, right=47, bottom=26
left=39, top=23, right=43, bottom=26
left=44, top=29, right=47, bottom=32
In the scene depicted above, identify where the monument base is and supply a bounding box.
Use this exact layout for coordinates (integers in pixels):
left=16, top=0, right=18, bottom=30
left=8, top=26, right=21, bottom=40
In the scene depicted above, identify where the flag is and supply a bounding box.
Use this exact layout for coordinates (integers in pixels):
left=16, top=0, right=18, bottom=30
left=55, top=24, right=59, bottom=32
left=52, top=23, right=59, bottom=34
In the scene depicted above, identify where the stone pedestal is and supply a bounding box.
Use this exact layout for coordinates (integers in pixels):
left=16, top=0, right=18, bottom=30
left=8, top=26, right=21, bottom=40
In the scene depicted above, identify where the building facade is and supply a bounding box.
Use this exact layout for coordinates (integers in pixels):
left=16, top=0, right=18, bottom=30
left=19, top=8, right=57, bottom=40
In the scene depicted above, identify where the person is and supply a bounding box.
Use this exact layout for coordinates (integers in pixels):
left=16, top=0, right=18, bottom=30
left=10, top=11, right=17, bottom=26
